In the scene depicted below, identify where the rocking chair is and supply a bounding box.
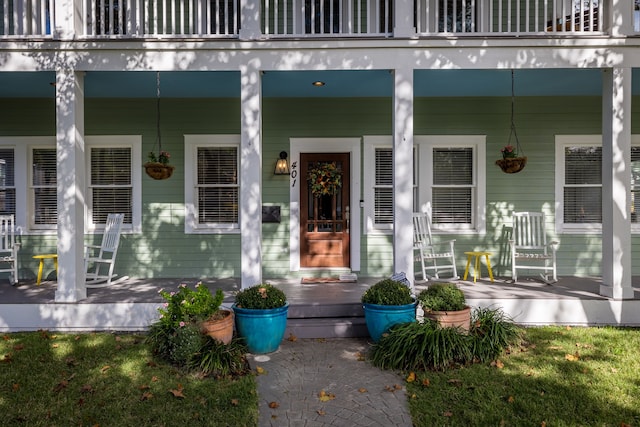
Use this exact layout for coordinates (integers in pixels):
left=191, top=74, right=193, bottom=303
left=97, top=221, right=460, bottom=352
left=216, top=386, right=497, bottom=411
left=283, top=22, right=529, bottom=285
left=412, top=212, right=458, bottom=281
left=510, top=212, right=559, bottom=284
left=0, top=215, right=20, bottom=285
left=85, top=213, right=124, bottom=288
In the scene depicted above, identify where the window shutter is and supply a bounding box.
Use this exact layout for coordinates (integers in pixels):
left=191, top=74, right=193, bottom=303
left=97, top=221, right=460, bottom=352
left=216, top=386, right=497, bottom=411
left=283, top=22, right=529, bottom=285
left=0, top=148, right=15, bottom=215
left=632, top=147, right=640, bottom=223
left=90, top=147, right=132, bottom=224
left=563, top=146, right=602, bottom=223
left=374, top=148, right=393, bottom=224
left=197, top=146, right=239, bottom=224
left=32, top=148, right=57, bottom=225
left=432, top=147, right=473, bottom=224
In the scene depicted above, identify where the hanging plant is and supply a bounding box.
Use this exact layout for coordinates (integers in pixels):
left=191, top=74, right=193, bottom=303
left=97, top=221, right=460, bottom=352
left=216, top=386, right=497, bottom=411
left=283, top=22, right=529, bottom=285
left=145, top=71, right=175, bottom=180
left=307, top=162, right=342, bottom=198
left=496, top=70, right=527, bottom=174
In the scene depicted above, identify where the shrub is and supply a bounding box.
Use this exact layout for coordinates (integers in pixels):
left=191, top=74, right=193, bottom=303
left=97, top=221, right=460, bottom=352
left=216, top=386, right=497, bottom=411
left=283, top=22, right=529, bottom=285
left=147, top=322, right=205, bottom=366
left=234, top=284, right=287, bottom=309
left=361, top=279, right=414, bottom=305
left=157, top=283, right=225, bottom=329
left=469, top=306, right=522, bottom=362
left=370, top=320, right=472, bottom=371
left=190, top=337, right=251, bottom=377
left=418, top=283, right=466, bottom=312
left=369, top=306, right=522, bottom=371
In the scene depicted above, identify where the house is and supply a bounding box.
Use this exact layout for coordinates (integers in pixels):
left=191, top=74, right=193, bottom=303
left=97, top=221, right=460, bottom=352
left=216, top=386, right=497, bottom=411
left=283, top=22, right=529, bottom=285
left=0, top=0, right=639, bottom=314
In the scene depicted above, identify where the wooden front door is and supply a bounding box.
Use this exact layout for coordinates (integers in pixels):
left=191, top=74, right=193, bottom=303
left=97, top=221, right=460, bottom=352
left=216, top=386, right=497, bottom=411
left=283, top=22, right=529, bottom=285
left=300, top=153, right=350, bottom=268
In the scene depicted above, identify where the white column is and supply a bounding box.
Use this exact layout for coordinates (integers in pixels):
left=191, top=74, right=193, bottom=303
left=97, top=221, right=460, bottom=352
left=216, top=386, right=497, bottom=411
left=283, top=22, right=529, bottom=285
left=393, top=67, right=415, bottom=284
left=600, top=67, right=634, bottom=300
left=608, top=0, right=634, bottom=36
left=240, top=64, right=263, bottom=288
left=53, top=0, right=79, bottom=39
left=55, top=69, right=87, bottom=302
left=239, top=0, right=262, bottom=40
left=394, top=0, right=416, bottom=37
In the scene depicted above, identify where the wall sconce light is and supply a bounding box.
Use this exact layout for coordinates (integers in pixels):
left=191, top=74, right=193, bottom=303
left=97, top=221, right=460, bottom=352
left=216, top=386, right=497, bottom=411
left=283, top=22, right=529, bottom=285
left=274, top=151, right=290, bottom=175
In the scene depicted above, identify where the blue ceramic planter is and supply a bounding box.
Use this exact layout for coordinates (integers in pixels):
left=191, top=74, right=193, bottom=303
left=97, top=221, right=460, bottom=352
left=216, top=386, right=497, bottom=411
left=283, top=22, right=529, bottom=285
left=362, top=300, right=417, bottom=342
left=232, top=303, right=289, bottom=354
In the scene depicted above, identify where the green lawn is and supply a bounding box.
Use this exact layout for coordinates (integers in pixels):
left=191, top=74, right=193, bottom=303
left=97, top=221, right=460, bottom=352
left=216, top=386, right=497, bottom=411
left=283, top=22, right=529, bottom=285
left=0, top=331, right=257, bottom=426
left=407, top=326, right=640, bottom=427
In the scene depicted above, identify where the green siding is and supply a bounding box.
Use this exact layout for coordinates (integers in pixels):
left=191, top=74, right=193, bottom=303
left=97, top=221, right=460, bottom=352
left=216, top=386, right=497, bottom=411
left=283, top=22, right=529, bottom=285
left=0, top=95, right=636, bottom=280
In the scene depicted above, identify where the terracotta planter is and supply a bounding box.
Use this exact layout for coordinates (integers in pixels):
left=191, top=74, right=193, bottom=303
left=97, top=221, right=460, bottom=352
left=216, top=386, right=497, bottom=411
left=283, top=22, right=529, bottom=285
left=200, top=309, right=234, bottom=344
left=424, top=305, right=471, bottom=332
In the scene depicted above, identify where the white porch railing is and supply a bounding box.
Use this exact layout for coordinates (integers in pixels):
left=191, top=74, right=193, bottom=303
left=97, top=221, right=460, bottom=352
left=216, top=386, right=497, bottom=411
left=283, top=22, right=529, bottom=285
left=262, top=0, right=393, bottom=36
left=82, top=0, right=239, bottom=37
left=415, top=0, right=602, bottom=35
left=0, top=0, right=54, bottom=37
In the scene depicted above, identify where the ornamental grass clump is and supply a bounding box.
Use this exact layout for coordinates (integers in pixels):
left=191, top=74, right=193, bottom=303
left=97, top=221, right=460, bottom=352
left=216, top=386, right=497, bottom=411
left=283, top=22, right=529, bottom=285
left=361, top=278, right=414, bottom=306
left=369, top=306, right=522, bottom=371
left=234, top=283, right=287, bottom=309
left=418, top=282, right=466, bottom=312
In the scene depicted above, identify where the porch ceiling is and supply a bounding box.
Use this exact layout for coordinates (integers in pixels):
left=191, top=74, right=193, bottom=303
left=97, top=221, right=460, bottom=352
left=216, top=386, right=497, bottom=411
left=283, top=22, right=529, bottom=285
left=0, top=69, right=637, bottom=98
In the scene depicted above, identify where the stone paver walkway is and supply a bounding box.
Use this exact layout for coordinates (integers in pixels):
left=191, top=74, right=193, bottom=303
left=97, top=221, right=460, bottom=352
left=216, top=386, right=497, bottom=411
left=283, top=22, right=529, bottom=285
left=249, top=338, right=413, bottom=427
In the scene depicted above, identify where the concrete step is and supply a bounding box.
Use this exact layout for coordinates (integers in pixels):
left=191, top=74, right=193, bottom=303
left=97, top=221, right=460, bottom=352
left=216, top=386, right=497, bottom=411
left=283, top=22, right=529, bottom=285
left=285, top=317, right=369, bottom=339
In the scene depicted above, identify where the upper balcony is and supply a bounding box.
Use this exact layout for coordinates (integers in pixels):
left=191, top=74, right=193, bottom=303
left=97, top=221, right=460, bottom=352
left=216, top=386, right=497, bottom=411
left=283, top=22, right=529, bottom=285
left=1, top=0, right=637, bottom=40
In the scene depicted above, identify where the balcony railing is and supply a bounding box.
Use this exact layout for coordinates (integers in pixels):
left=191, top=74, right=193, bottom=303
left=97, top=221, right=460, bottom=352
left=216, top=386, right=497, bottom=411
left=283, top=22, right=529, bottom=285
left=415, top=0, right=601, bottom=35
left=2, top=0, right=638, bottom=39
left=1, top=0, right=54, bottom=37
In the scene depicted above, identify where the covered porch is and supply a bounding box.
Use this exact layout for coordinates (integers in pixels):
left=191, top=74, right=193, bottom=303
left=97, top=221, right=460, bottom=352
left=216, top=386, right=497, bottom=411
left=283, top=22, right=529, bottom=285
left=2, top=275, right=640, bottom=335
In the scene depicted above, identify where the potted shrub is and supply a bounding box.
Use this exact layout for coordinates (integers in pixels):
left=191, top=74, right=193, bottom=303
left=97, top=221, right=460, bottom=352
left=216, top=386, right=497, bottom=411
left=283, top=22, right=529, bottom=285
left=361, top=278, right=417, bottom=342
left=233, top=284, right=289, bottom=354
left=418, top=282, right=471, bottom=332
left=147, top=282, right=234, bottom=366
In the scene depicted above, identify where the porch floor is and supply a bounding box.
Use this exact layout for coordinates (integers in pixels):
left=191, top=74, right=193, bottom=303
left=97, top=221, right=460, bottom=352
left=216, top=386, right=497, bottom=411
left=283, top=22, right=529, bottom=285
left=1, top=275, right=640, bottom=332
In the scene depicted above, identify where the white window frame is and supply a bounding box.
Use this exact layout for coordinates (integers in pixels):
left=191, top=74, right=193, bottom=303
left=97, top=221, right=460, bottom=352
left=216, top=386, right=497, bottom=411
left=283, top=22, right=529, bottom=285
left=184, top=134, right=241, bottom=234
left=555, top=134, right=640, bottom=234
left=0, top=137, right=35, bottom=233
left=363, top=135, right=486, bottom=235
left=29, top=144, right=58, bottom=231
left=85, top=136, right=142, bottom=233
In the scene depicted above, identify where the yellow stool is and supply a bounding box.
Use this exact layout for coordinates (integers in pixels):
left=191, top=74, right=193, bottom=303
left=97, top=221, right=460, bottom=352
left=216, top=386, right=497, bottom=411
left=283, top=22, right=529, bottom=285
left=463, top=251, right=494, bottom=283
left=33, top=254, right=58, bottom=286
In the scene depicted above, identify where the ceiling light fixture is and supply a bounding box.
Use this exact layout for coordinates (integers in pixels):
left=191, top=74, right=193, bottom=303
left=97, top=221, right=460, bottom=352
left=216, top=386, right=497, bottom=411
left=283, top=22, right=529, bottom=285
left=312, top=81, right=325, bottom=87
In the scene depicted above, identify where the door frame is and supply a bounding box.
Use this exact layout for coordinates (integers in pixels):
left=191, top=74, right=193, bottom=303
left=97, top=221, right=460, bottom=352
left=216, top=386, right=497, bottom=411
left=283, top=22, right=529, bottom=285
left=289, top=138, right=361, bottom=272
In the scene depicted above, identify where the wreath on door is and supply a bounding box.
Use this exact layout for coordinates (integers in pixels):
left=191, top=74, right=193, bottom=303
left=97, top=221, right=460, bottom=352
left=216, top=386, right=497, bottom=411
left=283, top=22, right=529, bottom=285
left=307, top=162, right=342, bottom=198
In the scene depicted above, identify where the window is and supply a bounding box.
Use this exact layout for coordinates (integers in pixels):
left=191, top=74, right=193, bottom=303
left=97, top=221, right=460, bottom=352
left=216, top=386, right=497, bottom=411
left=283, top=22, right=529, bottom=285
left=364, top=135, right=485, bottom=234
left=555, top=135, right=640, bottom=233
left=0, top=148, right=16, bottom=216
left=86, top=136, right=141, bottom=232
left=185, top=135, right=240, bottom=233
left=31, top=147, right=57, bottom=228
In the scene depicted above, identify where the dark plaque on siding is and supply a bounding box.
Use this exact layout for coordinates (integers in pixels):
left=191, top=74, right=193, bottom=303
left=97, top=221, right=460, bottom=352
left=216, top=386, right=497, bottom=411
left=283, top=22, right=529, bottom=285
left=262, top=206, right=281, bottom=223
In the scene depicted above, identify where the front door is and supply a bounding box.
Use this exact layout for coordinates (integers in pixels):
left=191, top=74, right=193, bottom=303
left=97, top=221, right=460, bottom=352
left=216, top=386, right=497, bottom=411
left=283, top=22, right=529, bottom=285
left=300, top=153, right=350, bottom=268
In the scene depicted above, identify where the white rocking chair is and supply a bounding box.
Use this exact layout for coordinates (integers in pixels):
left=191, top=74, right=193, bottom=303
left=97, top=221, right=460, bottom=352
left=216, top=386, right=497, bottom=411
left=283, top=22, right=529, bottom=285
left=85, top=213, right=124, bottom=288
left=413, top=212, right=458, bottom=281
left=510, top=212, right=559, bottom=284
left=0, top=215, right=20, bottom=285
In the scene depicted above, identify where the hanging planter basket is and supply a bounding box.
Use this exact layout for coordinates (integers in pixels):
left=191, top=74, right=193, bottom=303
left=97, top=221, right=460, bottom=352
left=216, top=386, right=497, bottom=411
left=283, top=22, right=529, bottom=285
left=144, top=162, right=175, bottom=180
left=495, top=156, right=527, bottom=174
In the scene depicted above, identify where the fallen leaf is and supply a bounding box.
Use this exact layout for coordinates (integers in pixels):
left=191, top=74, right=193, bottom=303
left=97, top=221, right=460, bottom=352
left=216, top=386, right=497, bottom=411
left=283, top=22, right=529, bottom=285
left=140, top=391, right=153, bottom=401
left=115, top=336, right=122, bottom=342
left=53, top=380, right=68, bottom=392
left=13, top=344, right=24, bottom=351
left=74, top=335, right=81, bottom=341
left=66, top=357, right=78, bottom=367
left=318, top=390, right=335, bottom=401
left=287, top=333, right=297, bottom=342
left=507, top=396, right=515, bottom=403
left=77, top=398, right=84, bottom=406
left=566, top=326, right=572, bottom=330
left=12, top=383, right=19, bottom=391
left=541, top=422, right=547, bottom=427
left=422, top=378, right=430, bottom=387
left=2, top=335, right=9, bottom=340
left=81, top=384, right=94, bottom=393
left=1, top=353, right=12, bottom=363
left=230, top=399, right=239, bottom=406
left=151, top=376, right=159, bottom=382
left=51, top=344, right=59, bottom=348
left=317, top=409, right=326, bottom=416
left=268, top=401, right=280, bottom=409
left=146, top=360, right=157, bottom=367
left=565, top=353, right=580, bottom=362
left=492, top=360, right=504, bottom=369
left=443, top=411, right=453, bottom=417
left=100, top=365, right=111, bottom=373
left=139, top=384, right=150, bottom=390
left=406, top=372, right=416, bottom=383
left=169, top=388, right=185, bottom=399
left=448, top=379, right=462, bottom=386
left=255, top=366, right=265, bottom=375
left=358, top=387, right=368, bottom=393
left=355, top=351, right=366, bottom=361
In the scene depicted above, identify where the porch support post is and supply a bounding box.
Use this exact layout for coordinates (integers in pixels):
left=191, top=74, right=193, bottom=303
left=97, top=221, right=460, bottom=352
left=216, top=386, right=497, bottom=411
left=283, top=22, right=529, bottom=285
left=54, top=0, right=79, bottom=39
left=600, top=67, right=634, bottom=300
left=394, top=0, right=416, bottom=37
left=239, top=0, right=262, bottom=40
left=240, top=64, right=263, bottom=288
left=392, top=67, right=415, bottom=284
left=54, top=69, right=87, bottom=302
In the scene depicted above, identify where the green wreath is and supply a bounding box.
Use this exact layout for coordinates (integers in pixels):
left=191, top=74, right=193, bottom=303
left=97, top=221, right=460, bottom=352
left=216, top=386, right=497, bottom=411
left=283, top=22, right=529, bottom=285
left=307, top=162, right=342, bottom=198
